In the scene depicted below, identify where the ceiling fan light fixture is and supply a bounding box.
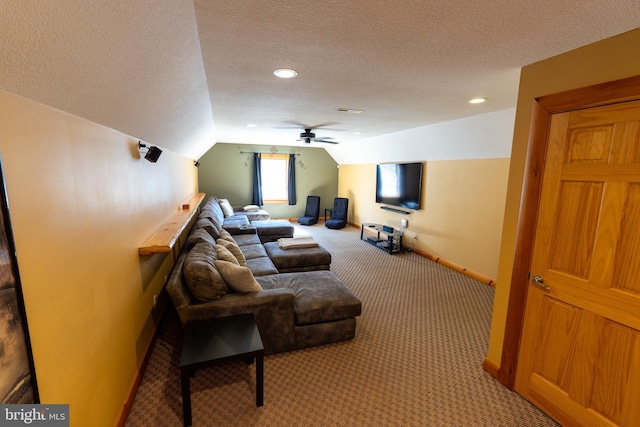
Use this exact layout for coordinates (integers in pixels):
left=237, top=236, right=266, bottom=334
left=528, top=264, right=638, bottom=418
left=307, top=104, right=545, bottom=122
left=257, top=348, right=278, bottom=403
left=300, top=129, right=316, bottom=141
left=297, top=127, right=340, bottom=144
left=469, top=97, right=487, bottom=104
left=274, top=68, right=297, bottom=79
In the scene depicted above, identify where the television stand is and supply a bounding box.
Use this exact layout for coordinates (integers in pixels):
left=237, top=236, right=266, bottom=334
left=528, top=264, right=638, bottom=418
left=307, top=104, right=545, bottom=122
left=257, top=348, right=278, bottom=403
left=360, top=223, right=404, bottom=255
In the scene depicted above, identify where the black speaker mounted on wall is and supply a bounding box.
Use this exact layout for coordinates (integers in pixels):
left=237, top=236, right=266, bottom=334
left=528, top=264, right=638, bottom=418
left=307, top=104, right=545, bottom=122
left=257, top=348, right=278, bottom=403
left=145, top=146, right=162, bottom=163
left=138, top=142, right=162, bottom=163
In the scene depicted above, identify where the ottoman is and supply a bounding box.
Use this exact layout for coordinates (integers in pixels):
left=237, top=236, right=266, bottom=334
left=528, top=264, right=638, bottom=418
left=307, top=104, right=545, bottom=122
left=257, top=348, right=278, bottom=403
left=252, top=220, right=294, bottom=243
left=263, top=241, right=331, bottom=272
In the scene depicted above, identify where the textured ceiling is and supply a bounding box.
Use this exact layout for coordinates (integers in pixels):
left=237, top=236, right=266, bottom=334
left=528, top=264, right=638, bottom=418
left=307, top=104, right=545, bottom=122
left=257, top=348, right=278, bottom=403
left=0, top=0, right=214, bottom=159
left=1, top=1, right=640, bottom=160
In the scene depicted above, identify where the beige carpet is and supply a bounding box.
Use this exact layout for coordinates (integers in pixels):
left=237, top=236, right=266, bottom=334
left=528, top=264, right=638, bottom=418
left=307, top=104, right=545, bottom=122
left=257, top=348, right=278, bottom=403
left=126, top=224, right=558, bottom=426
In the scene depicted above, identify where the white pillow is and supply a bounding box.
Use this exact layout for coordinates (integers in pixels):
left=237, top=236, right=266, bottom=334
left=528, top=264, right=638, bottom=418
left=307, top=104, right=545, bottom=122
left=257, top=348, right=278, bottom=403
left=219, top=198, right=234, bottom=217
left=214, top=260, right=263, bottom=293
left=243, top=204, right=260, bottom=212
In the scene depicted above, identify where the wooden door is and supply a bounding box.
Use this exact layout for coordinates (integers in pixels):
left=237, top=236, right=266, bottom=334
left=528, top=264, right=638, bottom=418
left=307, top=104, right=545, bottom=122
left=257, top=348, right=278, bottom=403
left=515, top=100, right=640, bottom=426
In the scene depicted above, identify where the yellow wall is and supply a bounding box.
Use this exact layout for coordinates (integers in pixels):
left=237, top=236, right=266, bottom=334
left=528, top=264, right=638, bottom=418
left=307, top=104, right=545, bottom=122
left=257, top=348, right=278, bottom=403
left=338, top=158, right=510, bottom=280
left=486, top=28, right=640, bottom=365
left=0, top=90, right=197, bottom=426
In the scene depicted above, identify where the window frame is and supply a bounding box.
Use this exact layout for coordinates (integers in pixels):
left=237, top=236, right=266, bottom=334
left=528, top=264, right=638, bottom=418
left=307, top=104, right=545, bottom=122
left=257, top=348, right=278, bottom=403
left=260, top=153, right=290, bottom=203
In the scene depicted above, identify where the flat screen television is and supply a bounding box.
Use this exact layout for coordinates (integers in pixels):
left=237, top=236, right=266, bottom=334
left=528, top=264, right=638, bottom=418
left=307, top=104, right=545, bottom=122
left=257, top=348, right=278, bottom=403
left=375, top=162, right=423, bottom=210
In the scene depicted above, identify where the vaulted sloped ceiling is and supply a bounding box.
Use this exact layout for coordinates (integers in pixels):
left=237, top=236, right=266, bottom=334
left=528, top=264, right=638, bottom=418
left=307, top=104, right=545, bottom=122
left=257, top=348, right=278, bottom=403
left=0, top=1, right=214, bottom=159
left=1, top=1, right=639, bottom=161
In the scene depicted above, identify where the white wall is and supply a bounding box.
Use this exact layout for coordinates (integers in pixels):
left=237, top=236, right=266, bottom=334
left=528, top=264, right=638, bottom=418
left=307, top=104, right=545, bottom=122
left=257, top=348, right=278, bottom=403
left=326, top=108, right=515, bottom=164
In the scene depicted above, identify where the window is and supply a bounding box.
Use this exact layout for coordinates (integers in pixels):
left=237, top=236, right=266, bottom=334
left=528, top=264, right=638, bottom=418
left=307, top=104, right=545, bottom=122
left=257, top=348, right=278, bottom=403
left=260, top=154, right=289, bottom=203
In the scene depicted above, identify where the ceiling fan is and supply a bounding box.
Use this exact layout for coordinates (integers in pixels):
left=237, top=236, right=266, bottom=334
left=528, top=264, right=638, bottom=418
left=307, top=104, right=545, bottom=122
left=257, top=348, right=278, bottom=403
left=297, top=128, right=339, bottom=144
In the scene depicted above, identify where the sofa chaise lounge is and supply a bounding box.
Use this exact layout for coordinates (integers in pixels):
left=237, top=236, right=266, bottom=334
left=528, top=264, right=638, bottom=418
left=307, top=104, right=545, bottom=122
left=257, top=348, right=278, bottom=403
left=166, top=196, right=362, bottom=354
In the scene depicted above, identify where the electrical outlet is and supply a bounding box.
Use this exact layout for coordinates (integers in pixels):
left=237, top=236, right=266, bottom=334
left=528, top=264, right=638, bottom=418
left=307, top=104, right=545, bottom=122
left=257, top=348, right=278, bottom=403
left=153, top=294, right=158, bottom=309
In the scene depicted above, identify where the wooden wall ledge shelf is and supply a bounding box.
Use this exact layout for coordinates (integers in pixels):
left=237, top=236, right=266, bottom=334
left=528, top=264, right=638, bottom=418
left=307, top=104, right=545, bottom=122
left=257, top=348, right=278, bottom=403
left=138, top=193, right=205, bottom=256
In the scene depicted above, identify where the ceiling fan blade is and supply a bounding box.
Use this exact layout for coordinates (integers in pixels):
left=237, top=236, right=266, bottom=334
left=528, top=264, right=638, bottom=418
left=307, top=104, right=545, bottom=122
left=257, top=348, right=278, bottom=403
left=276, top=121, right=324, bottom=129
left=314, top=139, right=339, bottom=144
left=276, top=121, right=343, bottom=131
left=307, top=122, right=339, bottom=130
left=282, top=120, right=311, bottom=128
left=275, top=126, right=304, bottom=130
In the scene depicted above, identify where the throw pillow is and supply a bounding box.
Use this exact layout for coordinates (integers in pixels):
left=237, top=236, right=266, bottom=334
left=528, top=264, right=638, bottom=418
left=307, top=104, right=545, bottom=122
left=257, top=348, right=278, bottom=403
left=218, top=229, right=235, bottom=242
left=183, top=243, right=227, bottom=301
left=243, top=204, right=260, bottom=212
left=214, top=244, right=240, bottom=265
left=217, top=239, right=247, bottom=266
left=219, top=199, right=234, bottom=217
left=214, top=260, right=263, bottom=293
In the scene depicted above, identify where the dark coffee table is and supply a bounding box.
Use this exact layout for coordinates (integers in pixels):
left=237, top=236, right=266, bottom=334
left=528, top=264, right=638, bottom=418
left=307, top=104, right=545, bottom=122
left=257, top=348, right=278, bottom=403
left=180, top=314, right=264, bottom=426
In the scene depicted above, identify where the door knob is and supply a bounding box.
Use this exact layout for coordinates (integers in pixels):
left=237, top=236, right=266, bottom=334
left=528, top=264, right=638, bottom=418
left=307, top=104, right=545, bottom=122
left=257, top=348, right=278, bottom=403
left=531, top=275, right=550, bottom=291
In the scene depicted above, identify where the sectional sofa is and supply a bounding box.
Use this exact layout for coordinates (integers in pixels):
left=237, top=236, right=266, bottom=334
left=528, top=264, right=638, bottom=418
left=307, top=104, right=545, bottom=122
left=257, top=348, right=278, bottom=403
left=166, top=196, right=362, bottom=354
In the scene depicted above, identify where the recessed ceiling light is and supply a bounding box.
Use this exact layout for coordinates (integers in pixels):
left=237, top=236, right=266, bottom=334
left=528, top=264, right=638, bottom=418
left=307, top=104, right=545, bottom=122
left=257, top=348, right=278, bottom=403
left=274, top=68, right=297, bottom=79
left=354, top=131, right=363, bottom=135
left=246, top=124, right=257, bottom=128
left=469, top=98, right=487, bottom=104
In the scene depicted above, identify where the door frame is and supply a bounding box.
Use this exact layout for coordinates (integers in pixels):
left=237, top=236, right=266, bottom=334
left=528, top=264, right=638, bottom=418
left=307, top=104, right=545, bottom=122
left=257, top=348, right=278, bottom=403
left=496, top=74, right=640, bottom=389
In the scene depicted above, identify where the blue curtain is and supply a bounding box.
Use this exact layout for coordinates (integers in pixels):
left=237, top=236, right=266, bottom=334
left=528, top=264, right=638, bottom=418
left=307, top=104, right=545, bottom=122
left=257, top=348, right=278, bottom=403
left=252, top=153, right=263, bottom=206
left=288, top=154, right=296, bottom=205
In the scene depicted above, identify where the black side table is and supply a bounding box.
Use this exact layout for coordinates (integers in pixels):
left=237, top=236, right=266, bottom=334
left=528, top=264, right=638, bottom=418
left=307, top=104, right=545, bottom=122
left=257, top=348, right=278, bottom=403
left=180, top=314, right=264, bottom=426
left=324, top=208, right=333, bottom=222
